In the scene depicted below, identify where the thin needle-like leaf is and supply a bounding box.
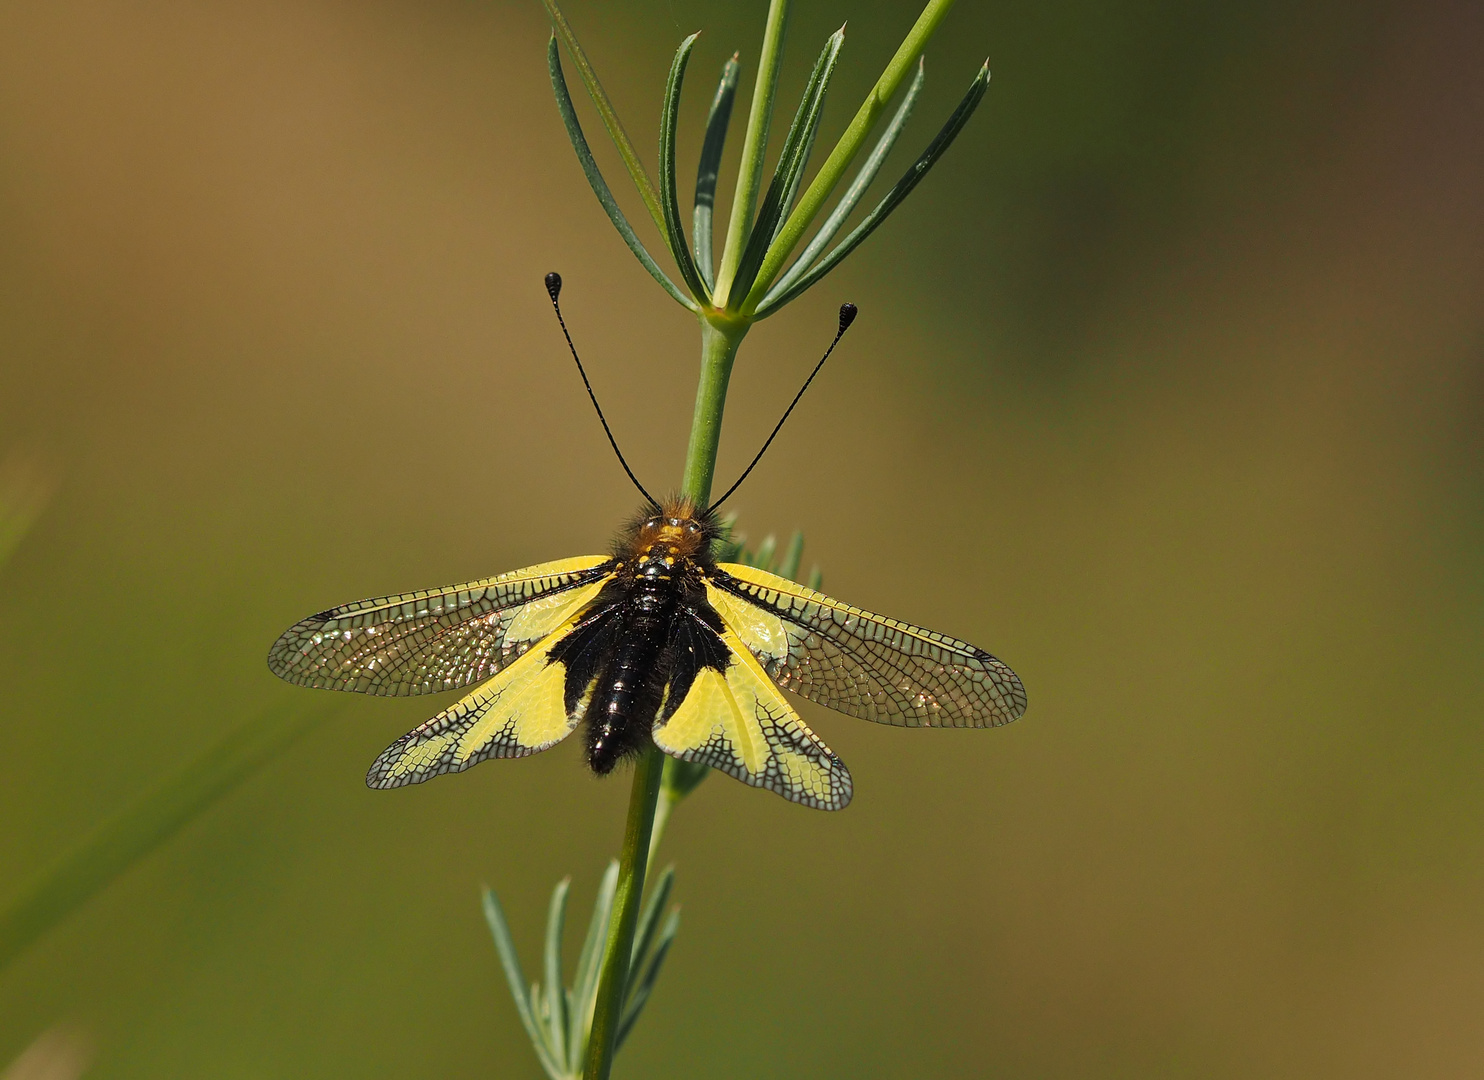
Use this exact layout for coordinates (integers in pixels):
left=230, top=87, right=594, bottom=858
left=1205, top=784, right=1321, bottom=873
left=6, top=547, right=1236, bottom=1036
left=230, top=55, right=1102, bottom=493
left=753, top=533, right=778, bottom=571
left=616, top=907, right=681, bottom=1049
left=806, top=564, right=823, bottom=591
left=764, top=59, right=925, bottom=306
left=543, top=878, right=572, bottom=1070
left=755, top=61, right=989, bottom=317
left=548, top=37, right=700, bottom=313
left=530, top=979, right=568, bottom=1073
left=659, top=33, right=711, bottom=303
left=729, top=27, right=845, bottom=306
left=569, top=861, right=620, bottom=1067
left=745, top=0, right=960, bottom=309
left=562, top=986, right=578, bottom=1063
left=776, top=530, right=806, bottom=580
left=541, top=0, right=668, bottom=240
left=713, top=0, right=792, bottom=305
left=693, top=55, right=740, bottom=293
left=650, top=758, right=708, bottom=867
left=0, top=700, right=340, bottom=972
left=627, top=864, right=675, bottom=977
left=483, top=888, right=564, bottom=1079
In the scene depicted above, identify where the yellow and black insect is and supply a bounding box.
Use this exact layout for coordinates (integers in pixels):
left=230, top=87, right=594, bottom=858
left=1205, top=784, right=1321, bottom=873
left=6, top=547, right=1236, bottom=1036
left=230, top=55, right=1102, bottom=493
left=267, top=275, right=1026, bottom=809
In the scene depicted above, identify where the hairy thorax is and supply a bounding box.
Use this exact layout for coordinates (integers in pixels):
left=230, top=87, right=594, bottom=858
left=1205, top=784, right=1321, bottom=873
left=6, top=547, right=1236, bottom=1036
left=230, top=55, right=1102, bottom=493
left=579, top=498, right=724, bottom=773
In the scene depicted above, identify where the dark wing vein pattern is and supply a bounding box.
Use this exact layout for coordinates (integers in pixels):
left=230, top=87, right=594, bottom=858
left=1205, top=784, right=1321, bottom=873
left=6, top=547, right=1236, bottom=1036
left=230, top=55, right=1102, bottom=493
left=650, top=612, right=854, bottom=810
left=713, top=563, right=1027, bottom=728
left=267, top=556, right=614, bottom=696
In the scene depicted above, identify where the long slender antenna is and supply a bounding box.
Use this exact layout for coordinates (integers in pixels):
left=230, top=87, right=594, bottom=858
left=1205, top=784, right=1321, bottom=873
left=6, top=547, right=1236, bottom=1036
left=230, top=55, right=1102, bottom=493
left=708, top=303, right=858, bottom=513
left=545, top=272, right=659, bottom=509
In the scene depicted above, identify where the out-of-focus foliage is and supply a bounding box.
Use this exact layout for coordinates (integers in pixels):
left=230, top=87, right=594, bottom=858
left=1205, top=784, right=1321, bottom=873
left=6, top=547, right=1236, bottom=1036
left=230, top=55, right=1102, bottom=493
left=0, top=455, right=54, bottom=570
left=0, top=1025, right=90, bottom=1080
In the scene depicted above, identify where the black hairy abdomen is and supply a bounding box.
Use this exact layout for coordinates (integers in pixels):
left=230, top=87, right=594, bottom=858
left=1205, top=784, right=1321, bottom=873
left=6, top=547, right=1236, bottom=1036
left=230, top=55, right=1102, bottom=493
left=544, top=577, right=675, bottom=776
left=547, top=567, right=733, bottom=777
left=584, top=601, right=672, bottom=774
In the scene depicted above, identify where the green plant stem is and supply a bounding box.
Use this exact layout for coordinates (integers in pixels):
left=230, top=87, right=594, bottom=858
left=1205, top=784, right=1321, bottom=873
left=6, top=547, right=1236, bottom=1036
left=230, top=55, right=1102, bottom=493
left=741, top=0, right=958, bottom=312
left=712, top=0, right=791, bottom=307
left=681, top=318, right=749, bottom=502
left=581, top=746, right=662, bottom=1080
left=582, top=313, right=747, bottom=1080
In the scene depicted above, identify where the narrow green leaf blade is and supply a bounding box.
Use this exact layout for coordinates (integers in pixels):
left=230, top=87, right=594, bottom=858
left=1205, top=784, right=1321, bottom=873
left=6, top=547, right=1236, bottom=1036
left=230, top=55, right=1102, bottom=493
left=543, top=878, right=573, bottom=1070
left=692, top=55, right=740, bottom=293
left=729, top=27, right=845, bottom=306
left=656, top=756, right=710, bottom=814
left=0, top=700, right=339, bottom=972
left=806, top=564, right=823, bottom=591
left=483, top=888, right=565, bottom=1079
left=530, top=979, right=568, bottom=1073
left=541, top=0, right=668, bottom=239
left=745, top=0, right=960, bottom=307
left=753, top=533, right=778, bottom=572
left=627, top=864, right=675, bottom=980
left=569, top=860, right=620, bottom=1067
left=763, top=59, right=925, bottom=306
left=659, top=33, right=711, bottom=303
left=548, top=36, right=700, bottom=312
left=776, top=530, right=806, bottom=580
left=755, top=61, right=989, bottom=317
left=616, top=906, right=682, bottom=1049
left=713, top=0, right=792, bottom=306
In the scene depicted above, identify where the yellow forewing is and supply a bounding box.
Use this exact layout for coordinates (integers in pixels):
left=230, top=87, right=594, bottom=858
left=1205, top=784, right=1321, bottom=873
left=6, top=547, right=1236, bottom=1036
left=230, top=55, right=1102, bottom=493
left=453, top=653, right=572, bottom=761
left=366, top=609, right=591, bottom=788
left=269, top=555, right=612, bottom=697
left=505, top=577, right=607, bottom=645
left=652, top=627, right=852, bottom=810
left=704, top=581, right=788, bottom=662
left=714, top=562, right=1027, bottom=729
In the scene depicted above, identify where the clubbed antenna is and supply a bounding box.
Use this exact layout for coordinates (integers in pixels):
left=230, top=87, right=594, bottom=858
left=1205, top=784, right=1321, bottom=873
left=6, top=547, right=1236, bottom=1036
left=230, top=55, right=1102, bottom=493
left=708, top=303, right=858, bottom=513
left=545, top=272, right=659, bottom=509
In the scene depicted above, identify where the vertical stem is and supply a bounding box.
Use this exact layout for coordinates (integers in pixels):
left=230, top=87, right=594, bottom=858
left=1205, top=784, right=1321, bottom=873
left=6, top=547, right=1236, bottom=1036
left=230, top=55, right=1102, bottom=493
left=581, top=312, right=749, bottom=1080
left=712, top=0, right=791, bottom=308
left=681, top=318, right=748, bottom=504
left=582, top=747, right=663, bottom=1080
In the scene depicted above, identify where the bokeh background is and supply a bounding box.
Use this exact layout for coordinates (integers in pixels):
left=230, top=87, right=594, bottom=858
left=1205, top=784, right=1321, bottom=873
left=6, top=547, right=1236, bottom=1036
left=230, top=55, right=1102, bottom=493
left=2, top=0, right=1481, bottom=1076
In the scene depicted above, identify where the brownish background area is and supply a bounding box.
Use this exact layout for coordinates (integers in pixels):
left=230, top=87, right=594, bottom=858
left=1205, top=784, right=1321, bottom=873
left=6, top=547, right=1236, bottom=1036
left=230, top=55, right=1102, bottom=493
left=1, top=0, right=1481, bottom=1076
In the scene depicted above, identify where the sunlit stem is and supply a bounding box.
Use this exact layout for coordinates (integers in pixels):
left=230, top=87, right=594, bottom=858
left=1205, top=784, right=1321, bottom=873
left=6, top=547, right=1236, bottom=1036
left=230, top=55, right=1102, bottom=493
left=581, top=311, right=748, bottom=1080
left=681, top=317, right=750, bottom=504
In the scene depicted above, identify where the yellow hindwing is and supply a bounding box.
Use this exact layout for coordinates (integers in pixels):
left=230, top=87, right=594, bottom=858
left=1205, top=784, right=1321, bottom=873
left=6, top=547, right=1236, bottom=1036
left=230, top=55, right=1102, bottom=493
left=652, top=625, right=852, bottom=810
left=365, top=590, right=605, bottom=788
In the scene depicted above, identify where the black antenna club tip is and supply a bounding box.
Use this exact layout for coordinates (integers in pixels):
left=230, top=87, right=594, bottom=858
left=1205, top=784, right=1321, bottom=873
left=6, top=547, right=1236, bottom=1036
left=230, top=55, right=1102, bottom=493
left=544, top=272, right=562, bottom=302
left=838, top=303, right=858, bottom=333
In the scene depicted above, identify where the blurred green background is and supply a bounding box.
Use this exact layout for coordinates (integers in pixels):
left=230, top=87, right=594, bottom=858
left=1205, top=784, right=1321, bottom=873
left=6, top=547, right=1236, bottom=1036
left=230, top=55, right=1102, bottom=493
left=1, top=0, right=1481, bottom=1076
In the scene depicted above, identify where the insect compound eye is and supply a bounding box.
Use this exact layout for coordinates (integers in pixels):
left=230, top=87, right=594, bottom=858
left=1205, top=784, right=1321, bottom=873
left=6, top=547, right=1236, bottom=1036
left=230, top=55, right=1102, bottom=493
left=668, top=518, right=681, bottom=527
left=684, top=523, right=699, bottom=533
